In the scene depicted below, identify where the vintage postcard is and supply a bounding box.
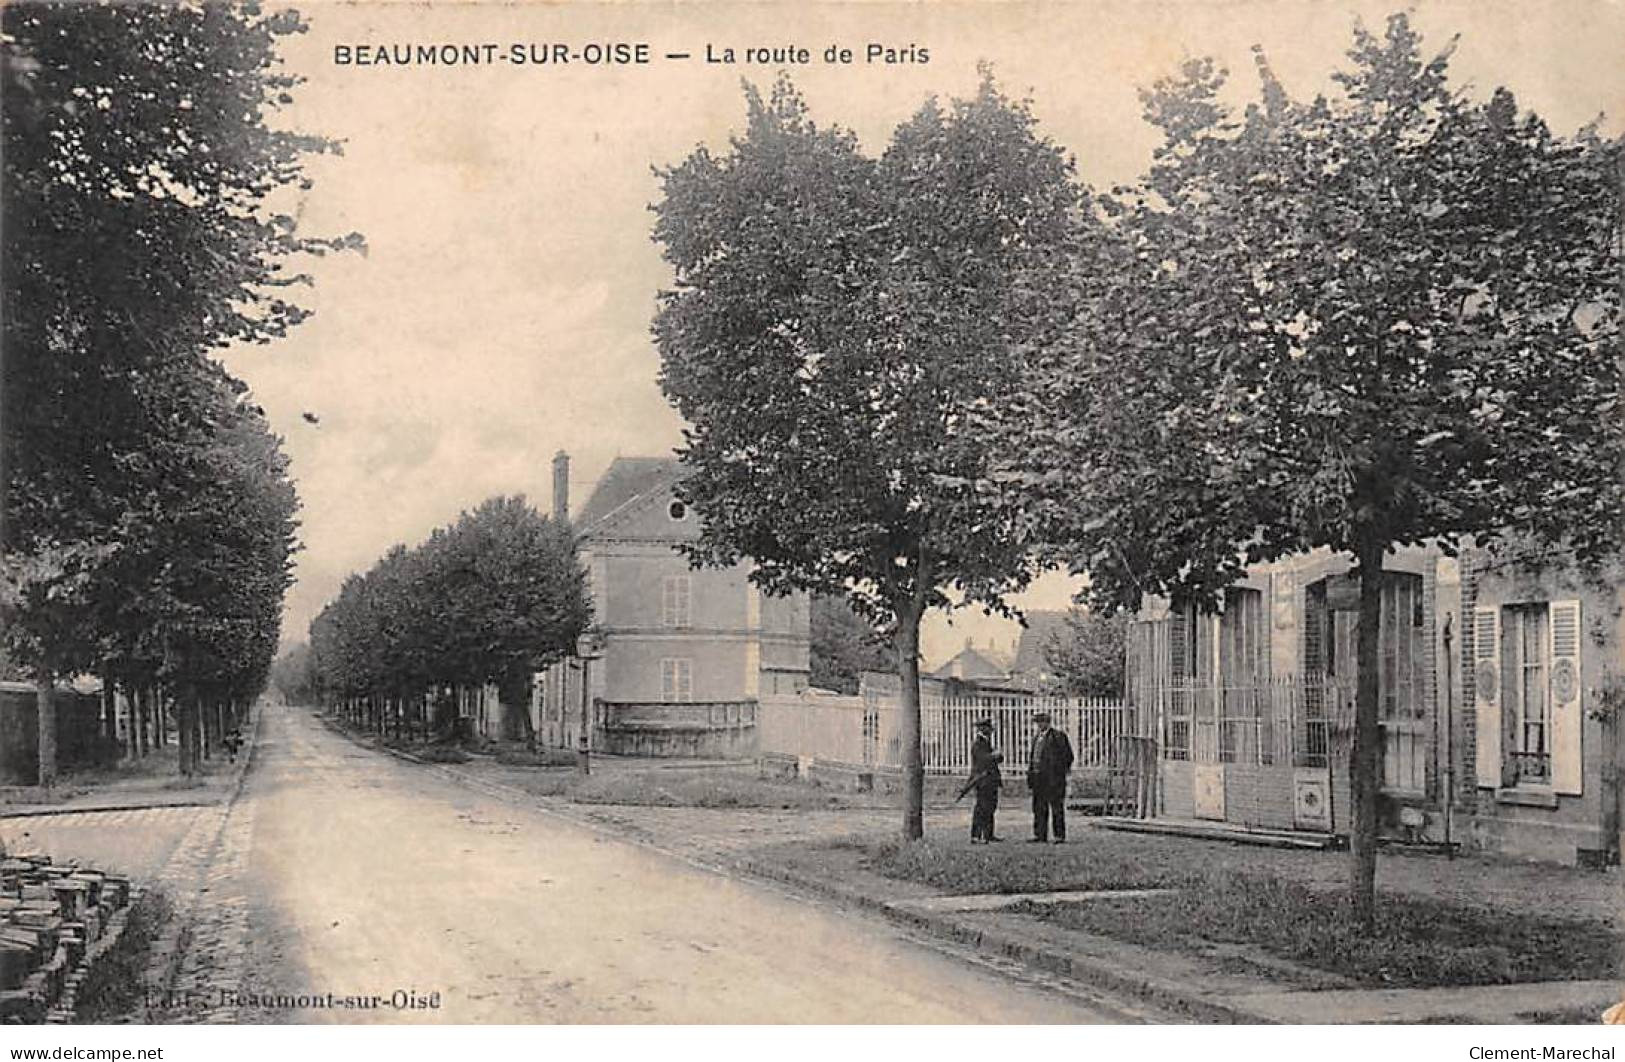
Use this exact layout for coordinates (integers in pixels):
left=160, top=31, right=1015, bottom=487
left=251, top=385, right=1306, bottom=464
left=1, top=0, right=1622, bottom=1046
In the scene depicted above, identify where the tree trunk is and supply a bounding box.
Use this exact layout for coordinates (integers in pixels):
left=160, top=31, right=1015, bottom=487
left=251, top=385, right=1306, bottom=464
left=177, top=698, right=192, bottom=776
left=1349, top=539, right=1386, bottom=931
left=502, top=668, right=535, bottom=745
left=196, top=699, right=208, bottom=764
left=101, top=675, right=118, bottom=746
left=36, top=672, right=56, bottom=789
left=895, top=596, right=927, bottom=842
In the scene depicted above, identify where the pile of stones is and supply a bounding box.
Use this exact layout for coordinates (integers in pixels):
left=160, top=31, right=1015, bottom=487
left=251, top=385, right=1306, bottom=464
left=0, top=855, right=131, bottom=1023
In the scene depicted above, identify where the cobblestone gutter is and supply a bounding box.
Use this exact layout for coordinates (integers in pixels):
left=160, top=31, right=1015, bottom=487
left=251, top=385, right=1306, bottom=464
left=133, top=708, right=264, bottom=1025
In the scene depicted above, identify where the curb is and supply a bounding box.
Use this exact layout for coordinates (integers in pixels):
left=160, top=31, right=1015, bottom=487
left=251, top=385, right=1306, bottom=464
left=730, top=854, right=1265, bottom=1024
left=320, top=713, right=1258, bottom=1022
left=0, top=801, right=220, bottom=821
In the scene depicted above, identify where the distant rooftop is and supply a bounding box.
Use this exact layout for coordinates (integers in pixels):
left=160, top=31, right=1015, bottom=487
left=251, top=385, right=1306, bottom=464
left=1011, top=610, right=1071, bottom=677
left=930, top=643, right=1011, bottom=682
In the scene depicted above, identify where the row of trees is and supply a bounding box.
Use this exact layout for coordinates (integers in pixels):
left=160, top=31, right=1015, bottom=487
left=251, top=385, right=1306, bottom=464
left=0, top=3, right=352, bottom=781
left=652, top=15, right=1621, bottom=927
left=300, top=496, right=590, bottom=741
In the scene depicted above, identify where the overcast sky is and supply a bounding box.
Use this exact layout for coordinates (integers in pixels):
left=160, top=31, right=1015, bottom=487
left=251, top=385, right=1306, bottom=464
left=232, top=0, right=1625, bottom=669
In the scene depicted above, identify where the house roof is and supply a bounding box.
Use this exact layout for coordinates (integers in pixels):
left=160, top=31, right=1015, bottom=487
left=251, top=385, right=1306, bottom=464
left=930, top=644, right=1010, bottom=681
left=1011, top=610, right=1071, bottom=677
left=575, top=456, right=683, bottom=533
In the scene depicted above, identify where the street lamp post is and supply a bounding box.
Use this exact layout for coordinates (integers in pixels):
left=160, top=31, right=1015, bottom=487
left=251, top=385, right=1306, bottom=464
left=575, top=631, right=605, bottom=776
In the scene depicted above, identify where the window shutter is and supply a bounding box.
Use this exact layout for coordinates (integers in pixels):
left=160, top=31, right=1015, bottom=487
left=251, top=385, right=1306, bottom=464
left=1473, top=606, right=1501, bottom=788
left=1548, top=599, right=1583, bottom=795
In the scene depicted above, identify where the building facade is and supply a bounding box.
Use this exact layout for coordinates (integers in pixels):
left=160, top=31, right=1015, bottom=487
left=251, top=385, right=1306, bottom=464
left=1460, top=550, right=1625, bottom=864
left=533, top=453, right=811, bottom=757
left=1127, top=543, right=1624, bottom=866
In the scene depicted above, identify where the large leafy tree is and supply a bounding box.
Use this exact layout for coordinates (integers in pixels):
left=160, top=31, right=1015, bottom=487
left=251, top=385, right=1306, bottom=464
left=998, top=16, right=1621, bottom=925
left=653, top=74, right=1083, bottom=838
left=435, top=497, right=591, bottom=738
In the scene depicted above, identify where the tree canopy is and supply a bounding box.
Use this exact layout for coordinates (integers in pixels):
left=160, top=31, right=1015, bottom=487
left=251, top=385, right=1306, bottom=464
left=1004, top=17, right=1620, bottom=612
left=1, top=2, right=356, bottom=779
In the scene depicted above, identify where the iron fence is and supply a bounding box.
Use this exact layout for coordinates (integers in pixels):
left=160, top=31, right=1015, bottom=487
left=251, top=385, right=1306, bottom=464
left=759, top=692, right=1138, bottom=776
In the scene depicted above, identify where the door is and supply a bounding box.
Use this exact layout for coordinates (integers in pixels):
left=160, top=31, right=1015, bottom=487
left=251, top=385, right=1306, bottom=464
left=1304, top=571, right=1426, bottom=791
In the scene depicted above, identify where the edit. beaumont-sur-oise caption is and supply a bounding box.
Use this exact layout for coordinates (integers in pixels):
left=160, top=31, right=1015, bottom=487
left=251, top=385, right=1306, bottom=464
left=144, top=987, right=442, bottom=1011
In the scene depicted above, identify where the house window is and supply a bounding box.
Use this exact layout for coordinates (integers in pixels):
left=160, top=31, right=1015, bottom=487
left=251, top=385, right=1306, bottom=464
left=1503, top=603, right=1551, bottom=786
left=661, top=658, right=693, bottom=703
left=1303, top=571, right=1426, bottom=785
left=661, top=575, right=692, bottom=627
left=1178, top=603, right=1201, bottom=681
left=1379, top=573, right=1426, bottom=793
left=1381, top=574, right=1424, bottom=720
left=1221, top=588, right=1264, bottom=681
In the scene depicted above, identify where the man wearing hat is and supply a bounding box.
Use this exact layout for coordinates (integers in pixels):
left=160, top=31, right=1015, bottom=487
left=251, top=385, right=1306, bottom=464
left=1027, top=711, right=1074, bottom=843
left=966, top=718, right=1004, bottom=843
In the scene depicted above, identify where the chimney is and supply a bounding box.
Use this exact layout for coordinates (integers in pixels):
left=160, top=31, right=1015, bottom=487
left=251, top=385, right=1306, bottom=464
left=552, top=450, right=570, bottom=524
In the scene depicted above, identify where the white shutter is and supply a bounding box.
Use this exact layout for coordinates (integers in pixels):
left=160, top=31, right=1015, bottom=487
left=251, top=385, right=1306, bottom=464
left=1548, top=599, right=1583, bottom=795
left=1473, top=606, right=1502, bottom=788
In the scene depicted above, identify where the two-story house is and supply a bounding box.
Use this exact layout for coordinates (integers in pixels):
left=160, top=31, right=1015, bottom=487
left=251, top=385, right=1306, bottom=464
left=533, top=453, right=812, bottom=757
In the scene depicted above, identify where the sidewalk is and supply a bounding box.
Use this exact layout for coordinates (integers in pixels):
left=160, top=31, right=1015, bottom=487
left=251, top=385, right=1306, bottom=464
left=332, top=719, right=1623, bottom=1024
left=0, top=747, right=243, bottom=820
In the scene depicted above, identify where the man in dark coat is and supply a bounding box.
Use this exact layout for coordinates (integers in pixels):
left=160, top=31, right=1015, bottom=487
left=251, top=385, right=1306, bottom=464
left=1027, top=711, right=1074, bottom=844
left=967, top=718, right=1003, bottom=843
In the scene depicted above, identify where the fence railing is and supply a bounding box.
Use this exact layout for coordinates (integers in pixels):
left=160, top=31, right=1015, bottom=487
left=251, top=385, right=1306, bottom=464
left=761, top=677, right=1379, bottom=777
left=759, top=693, right=1138, bottom=776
